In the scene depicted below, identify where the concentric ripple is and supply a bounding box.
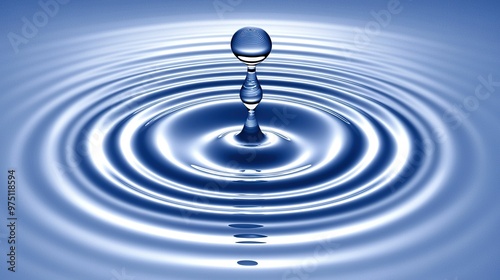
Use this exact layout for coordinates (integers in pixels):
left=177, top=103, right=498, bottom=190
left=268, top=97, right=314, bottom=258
left=3, top=19, right=494, bottom=279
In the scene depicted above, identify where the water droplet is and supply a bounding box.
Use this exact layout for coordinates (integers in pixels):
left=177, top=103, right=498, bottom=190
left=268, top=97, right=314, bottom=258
left=231, top=27, right=272, bottom=145
left=231, top=27, right=272, bottom=66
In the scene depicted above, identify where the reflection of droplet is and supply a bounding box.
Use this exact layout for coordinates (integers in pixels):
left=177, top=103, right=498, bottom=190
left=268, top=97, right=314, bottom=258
left=231, top=27, right=272, bottom=145
left=234, top=233, right=267, bottom=238
left=236, top=241, right=266, bottom=244
left=229, top=224, right=263, bottom=229
left=237, top=260, right=258, bottom=266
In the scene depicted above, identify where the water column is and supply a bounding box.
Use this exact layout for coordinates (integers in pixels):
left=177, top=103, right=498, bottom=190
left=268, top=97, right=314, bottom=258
left=231, top=27, right=272, bottom=146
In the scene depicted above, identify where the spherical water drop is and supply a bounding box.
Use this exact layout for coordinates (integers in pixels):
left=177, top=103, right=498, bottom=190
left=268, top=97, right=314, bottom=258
left=231, top=27, right=272, bottom=65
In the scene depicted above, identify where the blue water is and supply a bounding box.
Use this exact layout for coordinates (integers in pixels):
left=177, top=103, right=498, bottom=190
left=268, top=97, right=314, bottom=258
left=1, top=1, right=500, bottom=280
